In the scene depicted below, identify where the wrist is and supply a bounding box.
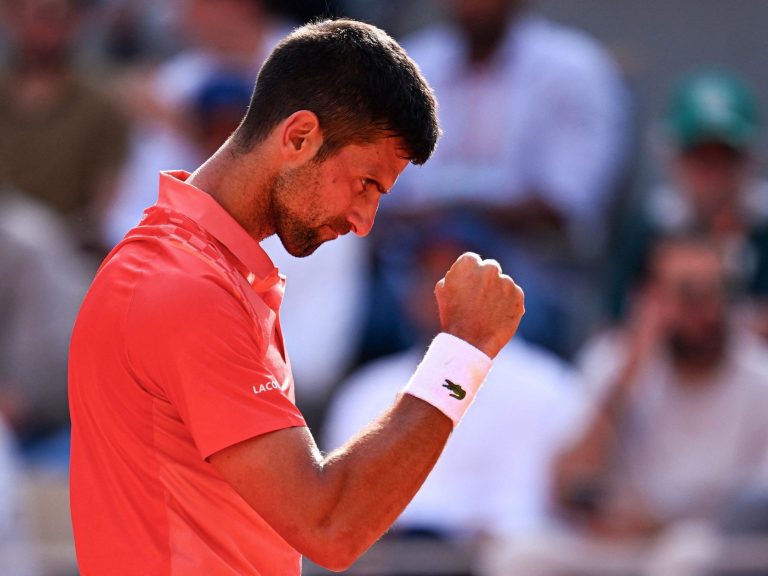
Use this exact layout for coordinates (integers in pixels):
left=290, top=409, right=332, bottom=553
left=442, top=327, right=500, bottom=358
left=402, top=333, right=493, bottom=427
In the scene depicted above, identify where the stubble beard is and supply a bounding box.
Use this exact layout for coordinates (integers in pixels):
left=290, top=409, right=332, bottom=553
left=270, top=163, right=326, bottom=258
left=668, top=322, right=727, bottom=372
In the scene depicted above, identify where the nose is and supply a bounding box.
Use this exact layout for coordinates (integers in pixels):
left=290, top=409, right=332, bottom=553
left=348, top=196, right=380, bottom=237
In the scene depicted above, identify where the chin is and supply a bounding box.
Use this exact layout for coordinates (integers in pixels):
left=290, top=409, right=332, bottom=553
left=277, top=225, right=334, bottom=258
left=296, top=245, right=321, bottom=258
left=282, top=239, right=323, bottom=258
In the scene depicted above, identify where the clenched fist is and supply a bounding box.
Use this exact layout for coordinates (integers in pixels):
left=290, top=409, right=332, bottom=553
left=435, top=252, right=524, bottom=358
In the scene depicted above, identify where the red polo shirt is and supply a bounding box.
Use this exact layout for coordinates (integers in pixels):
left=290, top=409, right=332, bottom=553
left=69, top=171, right=307, bottom=575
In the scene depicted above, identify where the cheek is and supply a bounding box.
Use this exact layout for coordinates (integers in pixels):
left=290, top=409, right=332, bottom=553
left=323, top=179, right=359, bottom=219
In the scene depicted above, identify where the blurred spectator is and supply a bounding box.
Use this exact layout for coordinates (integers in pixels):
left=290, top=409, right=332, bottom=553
left=0, top=187, right=90, bottom=451
left=482, top=235, right=768, bottom=576
left=324, top=219, right=584, bottom=541
left=0, top=0, right=129, bottom=255
left=611, top=71, right=768, bottom=341
left=374, top=0, right=629, bottom=357
left=94, top=0, right=338, bottom=68
left=110, top=69, right=253, bottom=242
left=339, top=0, right=443, bottom=38
left=104, top=0, right=292, bottom=246
left=558, top=235, right=768, bottom=537
left=714, top=490, right=768, bottom=576
left=190, top=73, right=254, bottom=157
left=96, top=0, right=178, bottom=66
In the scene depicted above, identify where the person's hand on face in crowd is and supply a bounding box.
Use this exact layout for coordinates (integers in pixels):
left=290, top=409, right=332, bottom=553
left=626, top=286, right=674, bottom=364
left=434, top=252, right=525, bottom=358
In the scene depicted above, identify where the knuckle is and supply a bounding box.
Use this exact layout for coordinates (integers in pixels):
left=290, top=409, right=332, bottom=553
left=482, top=258, right=502, bottom=271
left=459, top=252, right=482, bottom=266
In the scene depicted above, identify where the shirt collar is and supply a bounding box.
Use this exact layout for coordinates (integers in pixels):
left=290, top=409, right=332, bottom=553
left=155, top=170, right=279, bottom=284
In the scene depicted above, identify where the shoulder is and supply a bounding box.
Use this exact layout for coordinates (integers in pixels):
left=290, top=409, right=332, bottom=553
left=520, top=16, right=620, bottom=78
left=509, top=16, right=625, bottom=111
left=100, top=236, right=251, bottom=335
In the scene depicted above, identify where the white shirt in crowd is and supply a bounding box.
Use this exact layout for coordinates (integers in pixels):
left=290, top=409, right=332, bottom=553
left=391, top=13, right=629, bottom=256
left=577, top=329, right=768, bottom=523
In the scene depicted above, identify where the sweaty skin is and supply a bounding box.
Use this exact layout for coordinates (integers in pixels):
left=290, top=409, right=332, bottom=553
left=190, top=111, right=524, bottom=570
left=210, top=253, right=524, bottom=570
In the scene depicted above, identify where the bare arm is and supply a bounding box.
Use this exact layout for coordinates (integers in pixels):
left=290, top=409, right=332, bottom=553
left=209, top=253, right=524, bottom=571
left=210, top=395, right=450, bottom=570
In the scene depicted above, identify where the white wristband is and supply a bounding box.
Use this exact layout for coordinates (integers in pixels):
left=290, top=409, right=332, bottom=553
left=403, top=333, right=493, bottom=427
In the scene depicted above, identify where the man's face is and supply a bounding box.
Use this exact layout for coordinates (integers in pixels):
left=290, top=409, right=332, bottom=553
left=270, top=137, right=409, bottom=257
left=453, top=0, right=519, bottom=30
left=452, top=0, right=521, bottom=48
left=675, top=141, right=749, bottom=222
left=5, top=0, right=81, bottom=61
left=651, top=243, right=727, bottom=363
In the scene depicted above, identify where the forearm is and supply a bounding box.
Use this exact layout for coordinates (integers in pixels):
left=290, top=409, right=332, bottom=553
left=314, top=394, right=452, bottom=564
left=276, top=333, right=495, bottom=567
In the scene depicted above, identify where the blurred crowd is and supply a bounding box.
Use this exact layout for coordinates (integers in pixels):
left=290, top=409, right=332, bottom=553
left=1, top=0, right=767, bottom=574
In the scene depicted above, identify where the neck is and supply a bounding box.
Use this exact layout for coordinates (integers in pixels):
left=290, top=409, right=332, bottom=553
left=187, top=139, right=276, bottom=242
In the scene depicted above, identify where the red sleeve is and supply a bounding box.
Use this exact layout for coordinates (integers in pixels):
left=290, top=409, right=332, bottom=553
left=126, top=258, right=306, bottom=460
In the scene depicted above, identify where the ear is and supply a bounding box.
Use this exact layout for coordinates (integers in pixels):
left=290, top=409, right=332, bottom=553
left=278, top=110, right=323, bottom=166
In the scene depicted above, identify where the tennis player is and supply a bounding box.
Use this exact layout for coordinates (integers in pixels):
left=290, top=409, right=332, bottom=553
left=69, top=19, right=524, bottom=575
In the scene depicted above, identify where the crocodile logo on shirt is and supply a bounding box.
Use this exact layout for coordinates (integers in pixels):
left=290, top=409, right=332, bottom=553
left=442, top=379, right=466, bottom=400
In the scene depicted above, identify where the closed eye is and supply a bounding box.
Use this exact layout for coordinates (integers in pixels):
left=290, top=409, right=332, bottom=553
left=361, top=178, right=389, bottom=196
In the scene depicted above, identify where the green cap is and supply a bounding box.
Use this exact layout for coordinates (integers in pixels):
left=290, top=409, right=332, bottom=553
left=667, top=71, right=760, bottom=150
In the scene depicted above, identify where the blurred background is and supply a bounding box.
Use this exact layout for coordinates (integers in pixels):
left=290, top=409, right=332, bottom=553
left=1, top=0, right=768, bottom=574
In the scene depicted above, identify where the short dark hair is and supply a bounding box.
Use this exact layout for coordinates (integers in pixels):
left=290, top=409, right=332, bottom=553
left=233, top=18, right=440, bottom=165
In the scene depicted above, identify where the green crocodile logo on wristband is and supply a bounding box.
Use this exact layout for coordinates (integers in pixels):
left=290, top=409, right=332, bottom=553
left=442, top=379, right=466, bottom=400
